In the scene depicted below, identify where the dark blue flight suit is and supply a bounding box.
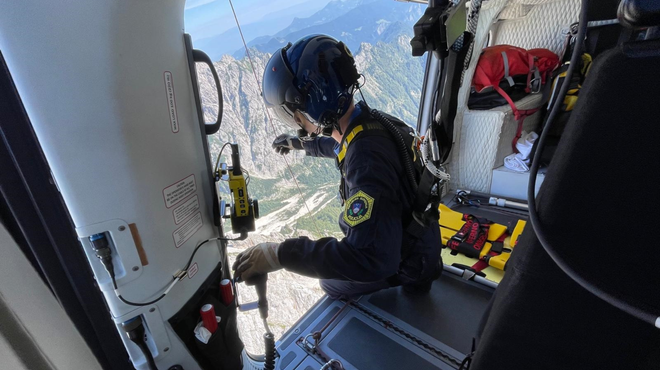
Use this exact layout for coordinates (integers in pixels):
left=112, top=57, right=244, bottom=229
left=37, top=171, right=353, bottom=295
left=277, top=103, right=442, bottom=299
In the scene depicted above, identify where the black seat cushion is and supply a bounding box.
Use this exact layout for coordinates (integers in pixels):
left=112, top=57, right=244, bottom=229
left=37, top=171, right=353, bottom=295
left=619, top=0, right=660, bottom=29
left=471, top=39, right=660, bottom=370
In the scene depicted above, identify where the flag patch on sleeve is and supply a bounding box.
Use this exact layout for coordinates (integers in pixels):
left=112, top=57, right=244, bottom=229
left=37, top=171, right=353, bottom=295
left=343, top=190, right=374, bottom=227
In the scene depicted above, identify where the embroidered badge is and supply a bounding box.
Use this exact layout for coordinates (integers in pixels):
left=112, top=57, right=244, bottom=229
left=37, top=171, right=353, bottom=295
left=343, top=190, right=374, bottom=227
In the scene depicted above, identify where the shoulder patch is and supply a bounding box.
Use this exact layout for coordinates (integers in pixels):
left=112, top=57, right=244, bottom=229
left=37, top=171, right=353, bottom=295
left=343, top=190, right=374, bottom=227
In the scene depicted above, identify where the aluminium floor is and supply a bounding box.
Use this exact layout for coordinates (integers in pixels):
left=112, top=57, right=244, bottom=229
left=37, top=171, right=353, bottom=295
left=276, top=271, right=494, bottom=370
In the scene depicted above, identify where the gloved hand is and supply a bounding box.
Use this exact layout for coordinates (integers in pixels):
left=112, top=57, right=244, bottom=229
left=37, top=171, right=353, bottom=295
left=272, top=134, right=304, bottom=155
left=232, top=242, right=282, bottom=282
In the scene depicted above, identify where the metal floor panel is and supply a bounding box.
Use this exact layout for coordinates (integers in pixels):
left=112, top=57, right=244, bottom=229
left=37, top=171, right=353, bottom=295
left=319, top=312, right=454, bottom=370
left=360, top=273, right=494, bottom=356
left=276, top=272, right=494, bottom=369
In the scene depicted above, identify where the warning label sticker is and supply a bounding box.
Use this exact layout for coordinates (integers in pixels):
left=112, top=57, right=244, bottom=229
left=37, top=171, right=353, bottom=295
left=163, top=71, right=179, bottom=133
left=188, top=263, right=199, bottom=279
left=173, top=195, right=200, bottom=225
left=163, top=175, right=196, bottom=208
left=172, top=212, right=202, bottom=248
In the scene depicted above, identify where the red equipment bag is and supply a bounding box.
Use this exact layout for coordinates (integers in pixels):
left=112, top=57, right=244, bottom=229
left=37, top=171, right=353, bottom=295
left=472, top=45, right=559, bottom=152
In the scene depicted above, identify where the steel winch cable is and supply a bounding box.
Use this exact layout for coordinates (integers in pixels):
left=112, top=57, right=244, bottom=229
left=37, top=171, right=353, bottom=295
left=228, top=0, right=322, bottom=237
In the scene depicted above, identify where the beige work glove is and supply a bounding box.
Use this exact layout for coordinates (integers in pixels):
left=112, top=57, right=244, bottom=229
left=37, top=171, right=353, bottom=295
left=232, top=242, right=282, bottom=282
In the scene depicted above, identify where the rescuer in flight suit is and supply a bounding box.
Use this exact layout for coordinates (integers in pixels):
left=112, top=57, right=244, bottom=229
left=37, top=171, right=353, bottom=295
left=233, top=34, right=441, bottom=298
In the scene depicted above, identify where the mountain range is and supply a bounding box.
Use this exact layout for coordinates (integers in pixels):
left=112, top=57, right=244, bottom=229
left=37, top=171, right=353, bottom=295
left=237, top=0, right=424, bottom=57
left=193, top=0, right=425, bottom=61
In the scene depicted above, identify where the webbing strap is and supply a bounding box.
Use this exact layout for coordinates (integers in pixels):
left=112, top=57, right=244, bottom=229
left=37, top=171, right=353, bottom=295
left=411, top=168, right=435, bottom=213
left=491, top=84, right=540, bottom=153
left=492, top=84, right=519, bottom=117
left=405, top=167, right=440, bottom=238
left=336, top=125, right=364, bottom=163
left=335, top=114, right=435, bottom=239
left=501, top=51, right=515, bottom=87
left=446, top=215, right=491, bottom=259
left=525, top=54, right=536, bottom=93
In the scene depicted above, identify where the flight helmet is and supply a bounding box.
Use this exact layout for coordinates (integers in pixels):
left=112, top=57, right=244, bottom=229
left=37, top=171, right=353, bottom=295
left=262, top=34, right=360, bottom=136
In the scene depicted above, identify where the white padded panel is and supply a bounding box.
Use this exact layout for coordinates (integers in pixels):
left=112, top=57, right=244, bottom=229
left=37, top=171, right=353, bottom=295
left=499, top=4, right=534, bottom=19
left=457, top=110, right=506, bottom=192
left=457, top=94, right=543, bottom=192
left=448, top=0, right=510, bottom=190
left=492, top=0, right=581, bottom=55
left=511, top=0, right=566, bottom=5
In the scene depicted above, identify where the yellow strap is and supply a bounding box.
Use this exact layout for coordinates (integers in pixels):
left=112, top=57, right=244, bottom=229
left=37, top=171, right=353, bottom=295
left=510, top=219, right=527, bottom=248
left=336, top=125, right=364, bottom=163
left=488, top=252, right=510, bottom=270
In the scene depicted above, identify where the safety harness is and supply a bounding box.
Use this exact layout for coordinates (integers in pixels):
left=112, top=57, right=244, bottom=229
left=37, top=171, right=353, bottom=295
left=335, top=104, right=439, bottom=239
left=446, top=214, right=491, bottom=259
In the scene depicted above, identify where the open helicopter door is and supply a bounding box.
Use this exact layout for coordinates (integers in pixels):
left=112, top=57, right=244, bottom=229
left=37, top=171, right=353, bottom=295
left=0, top=223, right=103, bottom=370
left=0, top=1, right=241, bottom=369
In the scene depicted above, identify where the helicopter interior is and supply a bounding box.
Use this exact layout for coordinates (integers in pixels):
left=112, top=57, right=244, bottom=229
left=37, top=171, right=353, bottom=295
left=1, top=0, right=660, bottom=369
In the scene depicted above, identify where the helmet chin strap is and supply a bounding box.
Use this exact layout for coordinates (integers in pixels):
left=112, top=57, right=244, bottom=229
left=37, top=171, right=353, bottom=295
left=321, top=125, right=333, bottom=137
left=318, top=114, right=341, bottom=137
left=318, top=94, right=352, bottom=136
left=309, top=87, right=359, bottom=138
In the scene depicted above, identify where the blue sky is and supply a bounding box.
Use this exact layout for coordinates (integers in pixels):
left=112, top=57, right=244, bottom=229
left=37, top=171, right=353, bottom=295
left=184, top=0, right=331, bottom=41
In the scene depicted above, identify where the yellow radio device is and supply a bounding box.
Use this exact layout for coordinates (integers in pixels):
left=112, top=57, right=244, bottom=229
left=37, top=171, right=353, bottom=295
left=217, top=144, right=259, bottom=238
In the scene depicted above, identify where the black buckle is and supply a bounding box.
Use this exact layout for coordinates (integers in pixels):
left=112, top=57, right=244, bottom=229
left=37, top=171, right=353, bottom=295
left=451, top=232, right=466, bottom=243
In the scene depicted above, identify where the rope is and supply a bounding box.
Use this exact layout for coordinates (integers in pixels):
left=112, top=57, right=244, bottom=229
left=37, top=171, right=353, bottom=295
left=228, top=0, right=322, bottom=237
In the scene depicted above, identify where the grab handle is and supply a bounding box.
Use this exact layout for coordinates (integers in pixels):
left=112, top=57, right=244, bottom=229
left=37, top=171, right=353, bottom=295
left=192, top=49, right=223, bottom=135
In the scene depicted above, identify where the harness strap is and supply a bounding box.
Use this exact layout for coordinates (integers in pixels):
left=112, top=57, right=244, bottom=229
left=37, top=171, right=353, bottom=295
left=405, top=168, right=440, bottom=238
left=511, top=110, right=538, bottom=153
left=501, top=51, right=515, bottom=87
left=525, top=54, right=537, bottom=93
left=336, top=124, right=364, bottom=163
left=336, top=122, right=390, bottom=166
left=491, top=83, right=540, bottom=153
left=336, top=112, right=437, bottom=239
left=470, top=233, right=507, bottom=273
left=446, top=215, right=491, bottom=259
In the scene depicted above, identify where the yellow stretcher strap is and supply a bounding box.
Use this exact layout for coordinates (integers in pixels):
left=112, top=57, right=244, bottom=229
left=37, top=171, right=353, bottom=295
left=336, top=125, right=364, bottom=163
left=488, top=252, right=510, bottom=270
left=486, top=220, right=526, bottom=271
left=510, top=219, right=527, bottom=248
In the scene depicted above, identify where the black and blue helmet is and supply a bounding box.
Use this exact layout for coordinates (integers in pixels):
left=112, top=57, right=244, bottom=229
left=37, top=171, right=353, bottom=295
left=262, top=34, right=360, bottom=133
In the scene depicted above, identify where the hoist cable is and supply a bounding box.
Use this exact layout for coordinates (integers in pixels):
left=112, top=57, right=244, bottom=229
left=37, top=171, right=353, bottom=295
left=228, top=0, right=322, bottom=237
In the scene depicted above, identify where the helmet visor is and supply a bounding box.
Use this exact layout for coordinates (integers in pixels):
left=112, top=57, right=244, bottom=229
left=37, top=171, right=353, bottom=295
left=272, top=102, right=300, bottom=130
left=263, top=45, right=311, bottom=131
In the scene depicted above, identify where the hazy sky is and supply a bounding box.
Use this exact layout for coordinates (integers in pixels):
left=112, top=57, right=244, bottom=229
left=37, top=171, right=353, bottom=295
left=184, top=0, right=331, bottom=41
